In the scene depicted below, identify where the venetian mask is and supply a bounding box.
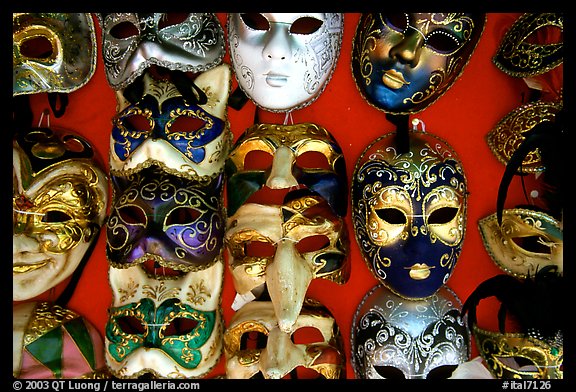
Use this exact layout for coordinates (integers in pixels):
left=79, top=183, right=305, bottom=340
left=351, top=13, right=485, bottom=114
left=224, top=299, right=345, bottom=379
left=105, top=262, right=224, bottom=378
left=228, top=13, right=343, bottom=112
left=351, top=131, right=467, bottom=299
left=13, top=127, right=109, bottom=301
left=351, top=284, right=470, bottom=379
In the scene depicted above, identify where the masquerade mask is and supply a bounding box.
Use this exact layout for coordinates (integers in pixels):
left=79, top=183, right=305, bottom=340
left=106, top=166, right=225, bottom=274
left=98, top=13, right=225, bottom=90
left=105, top=262, right=224, bottom=378
left=226, top=122, right=347, bottom=217
left=351, top=284, right=470, bottom=379
left=228, top=13, right=343, bottom=112
left=13, top=127, right=109, bottom=301
left=351, top=13, right=485, bottom=114
left=13, top=301, right=108, bottom=379
left=13, top=13, right=97, bottom=96
left=109, top=63, right=232, bottom=183
left=224, top=300, right=345, bottom=379
left=351, top=131, right=467, bottom=299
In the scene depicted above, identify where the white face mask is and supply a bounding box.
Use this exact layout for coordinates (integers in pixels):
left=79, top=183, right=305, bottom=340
left=228, top=13, right=343, bottom=112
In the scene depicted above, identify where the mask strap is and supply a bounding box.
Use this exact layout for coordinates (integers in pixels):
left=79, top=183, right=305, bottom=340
left=170, top=70, right=208, bottom=105
left=47, top=92, right=68, bottom=118
left=228, top=86, right=249, bottom=111
left=37, top=109, right=50, bottom=128
left=283, top=111, right=294, bottom=125
left=386, top=113, right=410, bottom=154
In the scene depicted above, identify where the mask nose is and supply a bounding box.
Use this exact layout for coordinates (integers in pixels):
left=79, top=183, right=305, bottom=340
left=260, top=327, right=304, bottom=379
left=388, top=27, right=424, bottom=67
left=262, top=23, right=292, bottom=61
left=266, top=145, right=298, bottom=189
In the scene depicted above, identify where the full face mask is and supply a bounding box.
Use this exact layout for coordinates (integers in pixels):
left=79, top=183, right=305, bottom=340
left=98, top=13, right=225, bottom=90
left=13, top=13, right=97, bottom=96
left=105, top=262, right=224, bottom=378
left=13, top=127, right=109, bottom=301
left=351, top=13, right=485, bottom=114
left=13, top=301, right=108, bottom=379
left=228, top=13, right=343, bottom=112
left=224, top=299, right=345, bottom=379
left=351, top=131, right=467, bottom=299
left=225, top=191, right=349, bottom=333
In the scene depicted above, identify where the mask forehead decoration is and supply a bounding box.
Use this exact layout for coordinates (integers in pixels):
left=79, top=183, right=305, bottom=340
left=351, top=284, right=470, bottom=379
left=106, top=166, right=224, bottom=274
left=13, top=301, right=109, bottom=379
left=226, top=122, right=347, bottom=217
left=228, top=13, right=343, bottom=112
left=110, top=63, right=232, bottom=183
left=98, top=13, right=225, bottom=90
left=13, top=13, right=97, bottom=96
left=224, top=300, right=345, bottom=379
left=13, top=127, right=109, bottom=301
left=352, top=13, right=485, bottom=114
left=225, top=191, right=349, bottom=332
left=351, top=131, right=467, bottom=299
left=105, top=262, right=223, bottom=378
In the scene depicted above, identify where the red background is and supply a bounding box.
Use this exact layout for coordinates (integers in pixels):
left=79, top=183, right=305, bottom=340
left=16, top=13, right=563, bottom=379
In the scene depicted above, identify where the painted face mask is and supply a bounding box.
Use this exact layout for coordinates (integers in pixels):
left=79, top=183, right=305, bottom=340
left=13, top=301, right=109, bottom=379
left=351, top=131, right=467, bottom=299
left=13, top=13, right=97, bottom=96
left=226, top=122, right=347, bottom=217
left=352, top=13, right=485, bottom=114
left=225, top=191, right=349, bottom=333
left=224, top=299, right=345, bottom=379
left=106, top=165, right=225, bottom=275
left=228, top=13, right=343, bottom=112
left=105, top=262, right=223, bottom=378
left=98, top=13, right=225, bottom=90
left=13, top=127, right=109, bottom=301
left=351, top=284, right=470, bottom=379
left=109, top=63, right=232, bottom=183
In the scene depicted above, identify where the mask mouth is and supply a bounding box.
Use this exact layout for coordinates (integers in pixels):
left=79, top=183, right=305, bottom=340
left=405, top=263, right=434, bottom=280
left=264, top=72, right=289, bottom=87
left=13, top=259, right=50, bottom=273
left=382, top=69, right=409, bottom=89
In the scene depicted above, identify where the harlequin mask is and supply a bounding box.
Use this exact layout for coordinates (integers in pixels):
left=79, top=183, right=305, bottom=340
left=228, top=13, right=343, bottom=112
left=351, top=131, right=467, bottom=299
left=98, top=13, right=225, bottom=90
left=226, top=122, right=347, bottom=217
left=224, top=300, right=345, bottom=379
left=351, top=13, right=485, bottom=114
left=109, top=63, right=233, bottom=183
left=105, top=262, right=223, bottom=378
left=13, top=13, right=97, bottom=96
left=13, top=301, right=108, bottom=379
left=225, top=191, right=349, bottom=333
left=106, top=166, right=225, bottom=274
left=13, top=127, right=109, bottom=301
left=351, top=284, right=470, bottom=379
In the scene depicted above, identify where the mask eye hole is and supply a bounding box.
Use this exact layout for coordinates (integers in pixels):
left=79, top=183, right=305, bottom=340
left=245, top=240, right=276, bottom=257
left=109, top=21, right=139, bottom=39
left=244, top=150, right=273, bottom=170
left=374, top=365, right=406, bottom=379
left=158, top=13, right=189, bottom=30
left=384, top=13, right=409, bottom=33
left=62, top=135, right=86, bottom=153
left=165, top=207, right=201, bottom=226
left=296, top=235, right=330, bottom=254
left=168, top=115, right=206, bottom=135
left=291, top=326, right=324, bottom=344
left=117, top=315, right=146, bottom=335
left=163, top=317, right=199, bottom=337
left=42, top=210, right=72, bottom=223
left=525, top=24, right=563, bottom=45
left=426, top=31, right=461, bottom=54
left=240, top=330, right=268, bottom=350
left=290, top=17, right=323, bottom=34
left=376, top=208, right=407, bottom=225
left=117, top=205, right=147, bottom=225
left=20, top=36, right=54, bottom=59
left=295, top=151, right=331, bottom=170
left=496, top=355, right=541, bottom=373
left=511, top=235, right=553, bottom=254
left=124, top=113, right=152, bottom=133
left=428, top=207, right=459, bottom=225
left=240, top=13, right=270, bottom=31
left=426, top=365, right=458, bottom=379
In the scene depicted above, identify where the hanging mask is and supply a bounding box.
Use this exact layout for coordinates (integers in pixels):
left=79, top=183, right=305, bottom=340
left=351, top=284, right=470, bottom=379
left=105, top=262, right=224, bottom=378
left=106, top=165, right=225, bottom=275
left=351, top=131, right=467, bottom=299
left=225, top=190, right=349, bottom=333
left=13, top=301, right=109, bottom=379
left=351, top=13, right=485, bottom=114
left=224, top=299, right=345, bottom=379
left=226, top=122, right=347, bottom=217
left=13, top=127, right=109, bottom=301
left=109, top=63, right=232, bottom=183
left=97, top=13, right=225, bottom=90
left=228, top=13, right=343, bottom=112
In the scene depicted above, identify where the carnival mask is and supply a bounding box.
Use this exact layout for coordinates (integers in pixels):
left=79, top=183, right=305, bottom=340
left=351, top=284, right=470, bottom=379
left=13, top=13, right=97, bottom=96
left=351, top=131, right=467, bottom=299
left=226, top=122, right=347, bottom=217
left=224, top=300, right=345, bottom=379
left=106, top=166, right=225, bottom=274
left=98, top=13, right=225, bottom=90
left=13, top=127, right=109, bottom=301
left=105, top=262, right=223, bottom=378
left=351, top=13, right=485, bottom=114
left=228, top=13, right=343, bottom=112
